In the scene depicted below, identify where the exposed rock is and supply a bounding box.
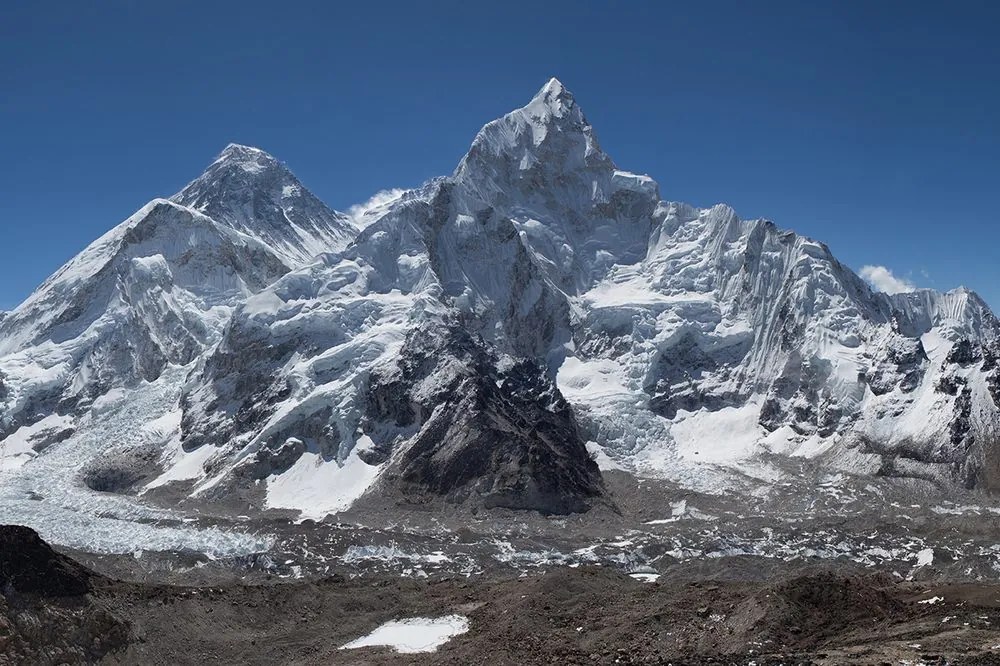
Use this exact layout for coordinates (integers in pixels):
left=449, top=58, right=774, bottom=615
left=368, top=325, right=604, bottom=514
left=0, top=525, right=92, bottom=597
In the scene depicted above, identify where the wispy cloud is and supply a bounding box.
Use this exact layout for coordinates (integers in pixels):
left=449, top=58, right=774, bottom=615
left=860, top=265, right=916, bottom=295
left=347, top=188, right=407, bottom=228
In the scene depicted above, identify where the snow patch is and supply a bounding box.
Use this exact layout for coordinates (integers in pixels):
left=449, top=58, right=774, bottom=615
left=671, top=403, right=763, bottom=463
left=265, top=447, right=383, bottom=521
left=341, top=615, right=469, bottom=654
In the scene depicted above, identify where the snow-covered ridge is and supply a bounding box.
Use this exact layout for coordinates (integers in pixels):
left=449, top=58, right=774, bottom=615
left=0, top=198, right=291, bottom=450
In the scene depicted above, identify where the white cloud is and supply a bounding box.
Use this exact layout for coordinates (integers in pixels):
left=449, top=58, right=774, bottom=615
left=860, top=265, right=916, bottom=295
left=347, top=188, right=407, bottom=229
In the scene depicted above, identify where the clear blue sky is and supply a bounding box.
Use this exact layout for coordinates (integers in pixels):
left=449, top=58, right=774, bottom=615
left=1, top=1, right=997, bottom=310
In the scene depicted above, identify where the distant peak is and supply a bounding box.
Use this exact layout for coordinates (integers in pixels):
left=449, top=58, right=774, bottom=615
left=172, top=144, right=295, bottom=210
left=539, top=77, right=569, bottom=98
left=220, top=142, right=270, bottom=157
left=212, top=143, right=281, bottom=174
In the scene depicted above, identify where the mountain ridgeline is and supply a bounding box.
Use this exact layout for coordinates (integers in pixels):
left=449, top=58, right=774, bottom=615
left=1, top=79, right=998, bottom=519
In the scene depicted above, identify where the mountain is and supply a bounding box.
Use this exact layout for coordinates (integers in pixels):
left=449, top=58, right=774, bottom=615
left=565, top=202, right=1000, bottom=490
left=173, top=78, right=653, bottom=515
left=0, top=146, right=351, bottom=469
left=1, top=79, right=998, bottom=526
left=171, top=144, right=357, bottom=266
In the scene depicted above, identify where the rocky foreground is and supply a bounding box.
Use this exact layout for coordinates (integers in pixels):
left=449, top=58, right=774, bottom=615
left=5, top=525, right=1000, bottom=665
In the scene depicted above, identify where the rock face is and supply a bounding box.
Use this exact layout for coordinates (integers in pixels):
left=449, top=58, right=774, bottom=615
left=1, top=78, right=999, bottom=521
left=0, top=525, right=92, bottom=596
left=0, top=526, right=130, bottom=664
left=367, top=325, right=602, bottom=514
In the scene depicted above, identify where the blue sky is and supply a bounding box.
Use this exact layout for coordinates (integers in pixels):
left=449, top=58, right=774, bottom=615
left=1, top=1, right=997, bottom=310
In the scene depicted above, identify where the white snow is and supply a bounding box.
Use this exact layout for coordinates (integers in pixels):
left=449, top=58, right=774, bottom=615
left=0, top=413, right=74, bottom=471
left=585, top=441, right=624, bottom=471
left=145, top=437, right=218, bottom=490
left=671, top=403, right=763, bottom=463
left=340, top=615, right=470, bottom=654
left=761, top=426, right=835, bottom=459
left=558, top=356, right=631, bottom=402
left=265, top=447, right=383, bottom=521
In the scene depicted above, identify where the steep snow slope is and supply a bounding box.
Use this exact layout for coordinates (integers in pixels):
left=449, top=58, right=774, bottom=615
left=0, top=200, right=289, bottom=459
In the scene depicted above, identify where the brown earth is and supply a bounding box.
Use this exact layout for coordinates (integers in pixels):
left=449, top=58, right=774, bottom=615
left=7, top=526, right=1000, bottom=665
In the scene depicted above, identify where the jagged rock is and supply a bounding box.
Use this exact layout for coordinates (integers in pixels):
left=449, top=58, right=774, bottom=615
left=367, top=325, right=603, bottom=514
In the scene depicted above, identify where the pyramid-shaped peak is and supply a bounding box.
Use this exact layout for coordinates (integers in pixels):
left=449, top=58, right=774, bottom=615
left=538, top=77, right=571, bottom=99
left=523, top=77, right=578, bottom=119
left=221, top=142, right=268, bottom=155
left=211, top=143, right=282, bottom=174
left=168, top=143, right=356, bottom=266
left=173, top=144, right=295, bottom=206
left=453, top=77, right=615, bottom=196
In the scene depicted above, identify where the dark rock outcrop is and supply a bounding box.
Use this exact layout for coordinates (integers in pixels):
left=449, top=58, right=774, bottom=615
left=0, top=525, right=92, bottom=597
left=0, top=526, right=130, bottom=664
left=367, top=325, right=605, bottom=514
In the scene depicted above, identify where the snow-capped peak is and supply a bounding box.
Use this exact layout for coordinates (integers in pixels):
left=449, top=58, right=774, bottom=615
left=210, top=143, right=280, bottom=175
left=176, top=143, right=293, bottom=204
left=454, top=77, right=616, bottom=210
left=523, top=77, right=577, bottom=122
left=172, top=144, right=357, bottom=266
left=540, top=76, right=568, bottom=97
